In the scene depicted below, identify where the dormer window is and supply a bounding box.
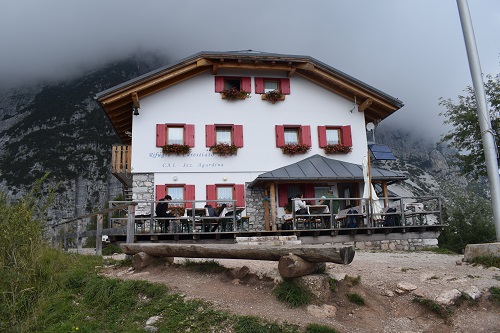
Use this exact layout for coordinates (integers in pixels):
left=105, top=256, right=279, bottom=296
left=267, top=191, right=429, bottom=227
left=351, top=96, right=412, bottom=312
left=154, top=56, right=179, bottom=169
left=255, top=77, right=290, bottom=94
left=215, top=76, right=251, bottom=93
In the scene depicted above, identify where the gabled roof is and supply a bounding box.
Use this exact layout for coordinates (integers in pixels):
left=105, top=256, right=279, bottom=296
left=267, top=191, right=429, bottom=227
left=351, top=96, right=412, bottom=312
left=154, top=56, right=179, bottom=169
left=96, top=50, right=404, bottom=144
left=249, top=154, right=407, bottom=187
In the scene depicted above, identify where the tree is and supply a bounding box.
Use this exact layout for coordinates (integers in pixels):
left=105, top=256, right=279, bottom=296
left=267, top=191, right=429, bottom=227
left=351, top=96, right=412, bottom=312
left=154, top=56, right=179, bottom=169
left=439, top=73, right=500, bottom=180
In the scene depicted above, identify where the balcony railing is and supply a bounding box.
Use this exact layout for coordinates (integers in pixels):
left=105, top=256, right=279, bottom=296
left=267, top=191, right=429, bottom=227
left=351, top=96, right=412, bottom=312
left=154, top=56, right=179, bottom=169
left=111, top=145, right=131, bottom=174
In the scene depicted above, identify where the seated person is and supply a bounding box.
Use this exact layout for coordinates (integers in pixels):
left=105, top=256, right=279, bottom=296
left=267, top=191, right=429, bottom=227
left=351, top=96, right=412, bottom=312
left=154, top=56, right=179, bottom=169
left=294, top=193, right=308, bottom=215
left=204, top=204, right=218, bottom=232
left=155, top=195, right=175, bottom=232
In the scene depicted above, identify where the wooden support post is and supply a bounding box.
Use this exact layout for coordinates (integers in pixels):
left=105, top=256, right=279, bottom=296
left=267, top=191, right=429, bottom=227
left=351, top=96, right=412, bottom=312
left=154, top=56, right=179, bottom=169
left=126, top=204, right=136, bottom=244
left=96, top=213, right=103, bottom=256
left=270, top=182, right=277, bottom=231
left=278, top=253, right=326, bottom=278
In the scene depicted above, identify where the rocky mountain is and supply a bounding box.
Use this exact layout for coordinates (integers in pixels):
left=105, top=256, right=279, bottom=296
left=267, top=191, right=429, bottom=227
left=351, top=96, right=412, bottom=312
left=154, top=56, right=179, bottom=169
left=0, top=53, right=466, bottom=224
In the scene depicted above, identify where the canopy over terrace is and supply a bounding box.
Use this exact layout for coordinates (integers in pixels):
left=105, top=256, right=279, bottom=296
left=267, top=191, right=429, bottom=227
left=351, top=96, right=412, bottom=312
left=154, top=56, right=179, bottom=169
left=248, top=154, right=407, bottom=229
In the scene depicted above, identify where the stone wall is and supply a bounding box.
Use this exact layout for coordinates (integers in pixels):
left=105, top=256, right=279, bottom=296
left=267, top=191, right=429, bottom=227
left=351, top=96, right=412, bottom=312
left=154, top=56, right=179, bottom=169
left=132, top=173, right=154, bottom=215
left=245, top=184, right=266, bottom=230
left=349, top=238, right=438, bottom=251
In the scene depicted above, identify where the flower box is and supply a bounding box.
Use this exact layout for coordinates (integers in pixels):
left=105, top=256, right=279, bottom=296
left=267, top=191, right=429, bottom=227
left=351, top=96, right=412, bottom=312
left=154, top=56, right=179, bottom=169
left=210, top=143, right=239, bottom=156
left=162, top=144, right=191, bottom=155
left=262, top=90, right=285, bottom=104
left=281, top=143, right=311, bottom=156
left=221, top=87, right=251, bottom=100
left=323, top=144, right=352, bottom=154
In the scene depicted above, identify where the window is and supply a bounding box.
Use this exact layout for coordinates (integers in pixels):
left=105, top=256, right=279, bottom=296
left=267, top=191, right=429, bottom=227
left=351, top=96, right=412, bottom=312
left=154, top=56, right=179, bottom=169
left=206, top=124, right=244, bottom=147
left=255, top=77, right=291, bottom=94
left=156, top=124, right=195, bottom=147
left=318, top=125, right=352, bottom=148
left=155, top=184, right=195, bottom=208
left=206, top=184, right=245, bottom=207
left=215, top=76, right=251, bottom=93
left=275, top=125, right=311, bottom=147
left=278, top=183, right=315, bottom=207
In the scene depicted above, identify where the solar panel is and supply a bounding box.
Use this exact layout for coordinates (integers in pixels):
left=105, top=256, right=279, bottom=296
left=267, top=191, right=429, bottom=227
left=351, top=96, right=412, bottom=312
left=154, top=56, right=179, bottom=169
left=369, top=144, right=396, bottom=160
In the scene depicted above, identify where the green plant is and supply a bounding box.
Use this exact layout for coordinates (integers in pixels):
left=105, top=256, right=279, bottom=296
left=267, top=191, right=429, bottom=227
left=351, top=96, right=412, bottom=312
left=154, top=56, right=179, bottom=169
left=162, top=144, right=191, bottom=155
left=102, top=243, right=122, bottom=256
left=272, top=279, right=313, bottom=307
left=263, top=90, right=284, bottom=104
left=182, top=259, right=227, bottom=273
left=221, top=87, right=251, bottom=100
left=323, top=143, right=352, bottom=154
left=488, top=287, right=500, bottom=306
left=210, top=143, right=239, bottom=156
left=281, top=143, right=311, bottom=156
left=412, top=297, right=452, bottom=318
left=305, top=323, right=338, bottom=333
left=328, top=277, right=337, bottom=292
left=469, top=256, right=500, bottom=269
left=346, top=292, right=365, bottom=305
left=233, top=315, right=299, bottom=333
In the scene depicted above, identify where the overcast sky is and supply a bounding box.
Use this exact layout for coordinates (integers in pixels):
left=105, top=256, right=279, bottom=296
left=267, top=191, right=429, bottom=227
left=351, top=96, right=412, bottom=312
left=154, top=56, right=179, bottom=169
left=2, top=0, right=499, bottom=142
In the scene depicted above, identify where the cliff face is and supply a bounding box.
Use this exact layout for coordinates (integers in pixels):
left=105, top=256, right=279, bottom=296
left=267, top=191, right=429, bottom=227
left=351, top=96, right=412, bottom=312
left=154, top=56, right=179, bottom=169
left=0, top=54, right=467, bottom=223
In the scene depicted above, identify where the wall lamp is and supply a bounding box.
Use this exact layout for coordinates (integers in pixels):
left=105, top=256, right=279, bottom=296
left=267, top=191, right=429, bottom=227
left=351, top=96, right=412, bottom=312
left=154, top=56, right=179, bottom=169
left=133, top=106, right=140, bottom=116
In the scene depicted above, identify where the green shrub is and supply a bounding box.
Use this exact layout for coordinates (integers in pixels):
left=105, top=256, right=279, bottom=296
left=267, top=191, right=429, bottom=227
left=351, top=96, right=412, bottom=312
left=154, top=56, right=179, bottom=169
left=182, top=259, right=227, bottom=273
left=272, top=279, right=313, bottom=307
left=102, top=243, right=122, bottom=255
left=488, top=287, right=500, bottom=306
left=232, top=315, right=299, bottom=333
left=305, top=323, right=338, bottom=333
left=346, top=292, right=365, bottom=305
left=412, top=297, right=451, bottom=318
left=469, top=256, right=500, bottom=269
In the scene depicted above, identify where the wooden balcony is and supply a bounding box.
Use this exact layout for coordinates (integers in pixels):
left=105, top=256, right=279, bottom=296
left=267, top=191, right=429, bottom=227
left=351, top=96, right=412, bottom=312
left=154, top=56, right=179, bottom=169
left=111, top=145, right=132, bottom=187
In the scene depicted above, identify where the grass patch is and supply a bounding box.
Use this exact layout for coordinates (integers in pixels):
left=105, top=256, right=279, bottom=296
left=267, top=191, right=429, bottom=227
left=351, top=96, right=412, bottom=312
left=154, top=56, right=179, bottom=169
left=421, top=247, right=458, bottom=255
left=182, top=259, right=228, bottom=273
left=488, top=287, right=500, bottom=306
left=102, top=243, right=122, bottom=256
left=232, top=315, right=299, bottom=333
left=305, top=323, right=338, bottom=333
left=469, top=256, right=500, bottom=269
left=401, top=267, right=417, bottom=272
left=412, top=297, right=451, bottom=318
left=455, top=292, right=478, bottom=307
left=346, top=292, right=365, bottom=306
left=328, top=278, right=337, bottom=292
left=272, top=279, right=313, bottom=307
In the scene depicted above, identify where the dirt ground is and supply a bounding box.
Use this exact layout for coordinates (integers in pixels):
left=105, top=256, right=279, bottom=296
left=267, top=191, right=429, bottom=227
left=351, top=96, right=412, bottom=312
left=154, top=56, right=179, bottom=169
left=101, top=251, right=500, bottom=333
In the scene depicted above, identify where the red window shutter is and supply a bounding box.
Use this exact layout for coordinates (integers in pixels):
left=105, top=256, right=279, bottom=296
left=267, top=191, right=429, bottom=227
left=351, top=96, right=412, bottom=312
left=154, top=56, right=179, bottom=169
left=241, top=77, right=251, bottom=92
left=280, top=78, right=291, bottom=94
left=233, top=125, right=244, bottom=147
left=275, top=125, right=285, bottom=147
left=184, top=185, right=195, bottom=208
left=206, top=185, right=217, bottom=207
left=156, top=124, right=166, bottom=147
left=155, top=185, right=166, bottom=202
left=205, top=124, right=216, bottom=147
left=300, top=126, right=312, bottom=146
left=278, top=184, right=288, bottom=207
left=215, top=76, right=225, bottom=92
left=255, top=77, right=264, bottom=94
left=341, top=125, right=352, bottom=147
left=234, top=184, right=245, bottom=207
left=304, top=184, right=315, bottom=201
left=318, top=126, right=327, bottom=148
left=184, top=124, right=195, bottom=147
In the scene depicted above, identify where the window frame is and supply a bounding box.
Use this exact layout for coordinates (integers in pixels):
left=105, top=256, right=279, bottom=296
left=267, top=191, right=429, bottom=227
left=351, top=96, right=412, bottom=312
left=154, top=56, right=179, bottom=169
left=206, top=184, right=245, bottom=207
left=206, top=124, right=244, bottom=147
left=255, top=77, right=291, bottom=94
left=275, top=125, right=311, bottom=147
left=215, top=76, right=252, bottom=93
left=155, top=184, right=195, bottom=208
left=318, top=125, right=352, bottom=148
left=156, top=123, right=195, bottom=147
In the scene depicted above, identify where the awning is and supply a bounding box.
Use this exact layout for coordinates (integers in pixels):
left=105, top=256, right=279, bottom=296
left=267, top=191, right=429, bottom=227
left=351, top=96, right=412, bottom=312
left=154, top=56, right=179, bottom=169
left=249, top=154, right=407, bottom=187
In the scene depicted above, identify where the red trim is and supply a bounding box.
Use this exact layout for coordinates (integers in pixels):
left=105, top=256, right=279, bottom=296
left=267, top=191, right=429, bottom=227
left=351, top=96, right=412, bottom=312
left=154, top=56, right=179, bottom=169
left=341, top=125, right=352, bottom=147
left=300, top=126, right=312, bottom=146
left=241, top=77, right=251, bottom=92
left=304, top=184, right=315, bottom=202
left=234, top=184, right=245, bottom=207
left=233, top=125, right=244, bottom=147
left=185, top=185, right=195, bottom=208
left=184, top=124, right=195, bottom=147
left=275, top=125, right=285, bottom=147
left=215, top=76, right=225, bottom=92
left=205, top=124, right=216, bottom=147
left=318, top=126, right=327, bottom=147
left=280, top=78, right=290, bottom=94
left=206, top=184, right=217, bottom=206
left=255, top=77, right=264, bottom=94
left=156, top=124, right=166, bottom=147
left=278, top=184, right=288, bottom=207
left=155, top=185, right=166, bottom=202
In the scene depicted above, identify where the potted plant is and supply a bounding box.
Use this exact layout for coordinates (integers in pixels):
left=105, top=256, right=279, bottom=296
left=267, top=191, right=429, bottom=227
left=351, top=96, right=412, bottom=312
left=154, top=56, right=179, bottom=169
left=262, top=90, right=285, bottom=104
left=281, top=143, right=311, bottom=156
left=221, top=87, right=251, bottom=100
left=162, top=144, right=191, bottom=155
left=323, top=143, right=352, bottom=154
left=210, top=143, right=239, bottom=156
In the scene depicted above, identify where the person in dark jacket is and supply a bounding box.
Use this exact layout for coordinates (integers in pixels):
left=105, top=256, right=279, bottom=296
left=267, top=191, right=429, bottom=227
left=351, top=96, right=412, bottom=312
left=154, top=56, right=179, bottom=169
left=204, top=204, right=218, bottom=232
left=155, top=195, right=174, bottom=232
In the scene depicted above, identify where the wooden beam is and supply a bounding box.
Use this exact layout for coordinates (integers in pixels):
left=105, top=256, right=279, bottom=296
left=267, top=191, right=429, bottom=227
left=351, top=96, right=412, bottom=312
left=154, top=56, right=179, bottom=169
left=120, top=243, right=356, bottom=264
left=358, top=98, right=373, bottom=112
left=196, top=58, right=213, bottom=66
left=212, top=63, right=218, bottom=75
left=131, top=92, right=140, bottom=109
left=270, top=182, right=277, bottom=231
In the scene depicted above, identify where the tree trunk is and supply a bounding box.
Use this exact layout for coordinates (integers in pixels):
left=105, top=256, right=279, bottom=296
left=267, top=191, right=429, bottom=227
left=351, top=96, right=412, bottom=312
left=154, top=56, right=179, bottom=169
left=120, top=243, right=355, bottom=264
left=278, top=253, right=326, bottom=278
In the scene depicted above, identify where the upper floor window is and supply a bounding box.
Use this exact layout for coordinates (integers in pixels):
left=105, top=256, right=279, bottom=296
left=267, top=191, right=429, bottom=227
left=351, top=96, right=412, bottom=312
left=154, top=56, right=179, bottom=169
left=206, top=124, right=244, bottom=147
left=275, top=125, right=311, bottom=147
left=318, top=125, right=352, bottom=147
left=215, top=76, right=251, bottom=93
left=156, top=124, right=195, bottom=147
left=255, top=77, right=290, bottom=94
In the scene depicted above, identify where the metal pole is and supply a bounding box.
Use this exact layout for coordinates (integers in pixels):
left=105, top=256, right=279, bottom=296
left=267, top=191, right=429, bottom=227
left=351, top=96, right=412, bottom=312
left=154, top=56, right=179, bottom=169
left=457, top=0, right=500, bottom=241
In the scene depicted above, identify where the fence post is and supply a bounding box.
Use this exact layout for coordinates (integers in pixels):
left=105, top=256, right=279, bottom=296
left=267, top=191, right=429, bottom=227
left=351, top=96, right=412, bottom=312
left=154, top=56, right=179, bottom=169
left=77, top=219, right=82, bottom=253
left=126, top=204, right=135, bottom=244
left=96, top=213, right=103, bottom=255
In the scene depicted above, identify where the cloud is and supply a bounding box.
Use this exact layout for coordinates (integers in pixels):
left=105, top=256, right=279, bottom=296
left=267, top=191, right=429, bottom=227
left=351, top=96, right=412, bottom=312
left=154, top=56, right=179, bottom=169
left=1, top=0, right=499, bottom=141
